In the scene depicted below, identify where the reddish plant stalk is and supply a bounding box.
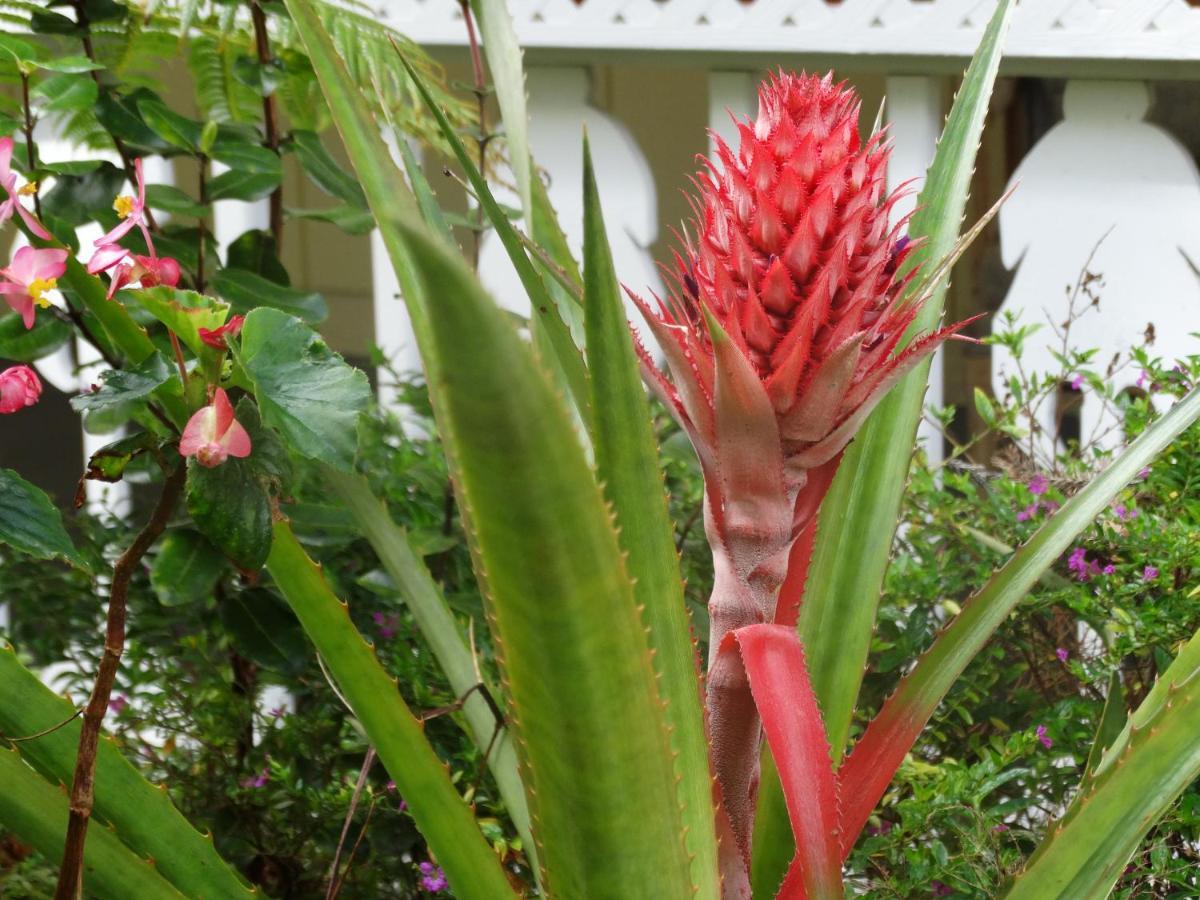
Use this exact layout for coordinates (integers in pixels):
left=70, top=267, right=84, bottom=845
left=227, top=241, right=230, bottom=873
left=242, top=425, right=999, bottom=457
left=250, top=0, right=283, bottom=246
left=54, top=462, right=188, bottom=899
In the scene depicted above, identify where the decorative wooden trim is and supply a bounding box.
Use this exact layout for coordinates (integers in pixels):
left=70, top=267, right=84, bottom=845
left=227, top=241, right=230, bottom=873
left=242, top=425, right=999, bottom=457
left=381, top=1, right=1200, bottom=72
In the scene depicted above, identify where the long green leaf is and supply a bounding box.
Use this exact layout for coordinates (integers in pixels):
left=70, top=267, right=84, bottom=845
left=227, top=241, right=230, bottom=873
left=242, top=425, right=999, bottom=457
left=0, top=751, right=183, bottom=900
left=394, top=216, right=695, bottom=897
left=1004, top=629, right=1200, bottom=897
left=0, top=646, right=253, bottom=898
left=468, top=0, right=532, bottom=223
left=266, top=521, right=517, bottom=900
left=324, top=467, right=534, bottom=860
left=397, top=52, right=590, bottom=425
left=837, top=385, right=1200, bottom=849
left=581, top=138, right=720, bottom=899
left=752, top=3, right=1020, bottom=890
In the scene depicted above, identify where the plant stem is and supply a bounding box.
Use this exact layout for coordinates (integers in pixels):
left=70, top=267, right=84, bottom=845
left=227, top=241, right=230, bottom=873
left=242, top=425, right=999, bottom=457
left=18, top=73, right=42, bottom=221
left=196, top=155, right=208, bottom=293
left=250, top=0, right=283, bottom=246
left=54, top=462, right=188, bottom=900
left=71, top=0, right=158, bottom=232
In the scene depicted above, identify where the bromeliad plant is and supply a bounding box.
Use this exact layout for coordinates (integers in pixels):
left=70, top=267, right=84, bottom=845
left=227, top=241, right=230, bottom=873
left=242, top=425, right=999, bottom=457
left=4, top=0, right=1200, bottom=897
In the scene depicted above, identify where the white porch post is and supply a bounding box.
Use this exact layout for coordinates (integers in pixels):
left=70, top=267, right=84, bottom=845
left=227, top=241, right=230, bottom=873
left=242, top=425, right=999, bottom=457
left=707, top=71, right=757, bottom=153
left=885, top=75, right=944, bottom=463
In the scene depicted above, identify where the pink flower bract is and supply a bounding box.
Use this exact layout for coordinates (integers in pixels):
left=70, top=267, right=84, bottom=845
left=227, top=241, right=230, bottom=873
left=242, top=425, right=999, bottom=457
left=180, top=388, right=252, bottom=468
left=198, top=315, right=246, bottom=349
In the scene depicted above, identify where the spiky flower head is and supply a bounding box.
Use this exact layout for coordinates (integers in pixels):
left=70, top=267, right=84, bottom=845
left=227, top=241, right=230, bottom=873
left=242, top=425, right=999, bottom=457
left=635, top=72, right=965, bottom=500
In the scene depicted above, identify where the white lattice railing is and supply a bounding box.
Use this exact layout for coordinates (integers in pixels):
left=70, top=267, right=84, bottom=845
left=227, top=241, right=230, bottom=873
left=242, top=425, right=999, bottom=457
left=381, top=0, right=1200, bottom=68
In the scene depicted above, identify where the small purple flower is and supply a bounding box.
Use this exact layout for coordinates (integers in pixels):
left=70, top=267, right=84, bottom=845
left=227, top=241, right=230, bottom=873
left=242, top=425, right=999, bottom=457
left=1136, top=370, right=1149, bottom=389
left=418, top=861, right=448, bottom=893
left=1056, top=648, right=1069, bottom=663
left=240, top=766, right=269, bottom=789
left=1036, top=724, right=1052, bottom=749
left=1028, top=474, right=1049, bottom=496
left=269, top=706, right=286, bottom=719
left=1069, top=374, right=1084, bottom=391
left=108, top=694, right=128, bottom=715
left=386, top=779, right=397, bottom=793
left=371, top=611, right=400, bottom=641
left=1143, top=566, right=1158, bottom=581
left=1042, top=500, right=1060, bottom=514
left=1016, top=503, right=1039, bottom=522
left=1102, top=564, right=1116, bottom=575
left=992, top=823, right=1009, bottom=833
left=1137, top=466, right=1151, bottom=480
left=1067, top=547, right=1099, bottom=581
left=931, top=881, right=955, bottom=897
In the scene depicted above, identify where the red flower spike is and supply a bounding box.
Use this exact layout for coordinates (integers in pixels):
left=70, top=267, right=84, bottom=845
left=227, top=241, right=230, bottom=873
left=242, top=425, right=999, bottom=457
left=633, top=70, right=972, bottom=871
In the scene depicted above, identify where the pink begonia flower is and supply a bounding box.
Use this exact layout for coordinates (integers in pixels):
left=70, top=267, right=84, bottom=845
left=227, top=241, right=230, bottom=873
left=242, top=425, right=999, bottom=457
left=0, top=365, right=42, bottom=414
left=105, top=254, right=181, bottom=300
left=179, top=388, right=252, bottom=468
left=198, top=315, right=245, bottom=349
left=0, top=247, right=68, bottom=328
left=0, top=137, right=50, bottom=240
left=89, top=158, right=152, bottom=274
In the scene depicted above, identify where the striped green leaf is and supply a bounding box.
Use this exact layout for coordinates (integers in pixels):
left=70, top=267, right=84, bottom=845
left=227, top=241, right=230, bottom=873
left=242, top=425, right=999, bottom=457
left=1004, top=629, right=1200, bottom=898
left=266, top=521, right=517, bottom=900
left=582, top=138, right=720, bottom=899
left=0, top=645, right=253, bottom=898
left=393, top=215, right=696, bottom=897
left=0, top=748, right=185, bottom=900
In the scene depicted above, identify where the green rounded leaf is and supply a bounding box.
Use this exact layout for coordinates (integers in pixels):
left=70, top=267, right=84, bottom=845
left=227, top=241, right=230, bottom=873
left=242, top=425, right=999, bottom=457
left=186, top=458, right=273, bottom=570
left=0, top=310, right=72, bottom=362
left=235, top=308, right=369, bottom=470
left=0, top=468, right=83, bottom=568
left=151, top=528, right=225, bottom=606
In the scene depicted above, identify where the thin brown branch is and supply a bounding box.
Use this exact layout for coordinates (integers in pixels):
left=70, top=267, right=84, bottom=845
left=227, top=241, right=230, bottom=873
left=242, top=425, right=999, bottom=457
left=54, top=461, right=188, bottom=900
left=250, top=0, right=283, bottom=245
left=72, top=0, right=158, bottom=232
left=326, top=748, right=376, bottom=900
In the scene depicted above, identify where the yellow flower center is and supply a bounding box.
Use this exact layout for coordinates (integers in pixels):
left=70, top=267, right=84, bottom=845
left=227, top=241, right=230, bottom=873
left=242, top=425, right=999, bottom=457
left=113, top=194, right=136, bottom=218
left=18, top=181, right=37, bottom=196
left=29, top=277, right=56, bottom=308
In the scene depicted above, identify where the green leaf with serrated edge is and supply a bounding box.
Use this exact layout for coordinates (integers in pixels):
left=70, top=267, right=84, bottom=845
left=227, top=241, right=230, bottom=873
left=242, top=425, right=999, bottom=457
left=325, top=467, right=534, bottom=860
left=837, top=385, right=1200, bottom=856
left=0, top=469, right=83, bottom=568
left=266, top=521, right=518, bottom=899
left=33, top=72, right=98, bottom=114
left=212, top=268, right=328, bottom=323
left=582, top=139, right=719, bottom=899
left=187, top=457, right=273, bottom=570
left=1083, top=669, right=1126, bottom=778
left=0, top=647, right=254, bottom=898
left=397, top=53, right=591, bottom=426
left=394, top=215, right=694, bottom=897
left=128, top=286, right=228, bottom=358
left=145, top=183, right=208, bottom=218
left=290, top=129, right=367, bottom=206
left=395, top=135, right=454, bottom=245
left=151, top=528, right=225, bottom=606
left=210, top=140, right=282, bottom=175
left=751, top=1, right=1018, bottom=892
left=70, top=352, right=172, bottom=412
left=235, top=309, right=368, bottom=470
left=136, top=96, right=201, bottom=151
left=0, top=309, right=71, bottom=361
left=1004, top=629, right=1200, bottom=898
left=84, top=431, right=159, bottom=483
left=285, top=204, right=375, bottom=235
left=469, top=0, right=531, bottom=223
left=218, top=587, right=309, bottom=674
left=207, top=168, right=281, bottom=202
left=0, top=749, right=185, bottom=900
